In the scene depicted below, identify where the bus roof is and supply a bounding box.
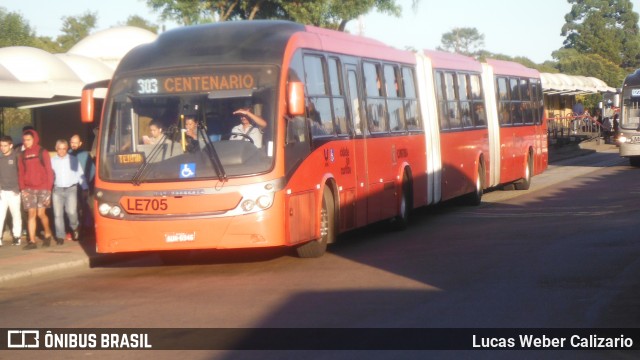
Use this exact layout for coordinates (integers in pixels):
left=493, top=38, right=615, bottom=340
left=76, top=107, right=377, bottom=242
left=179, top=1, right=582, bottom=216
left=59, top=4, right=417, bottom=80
left=116, top=20, right=417, bottom=75
left=623, top=69, right=640, bottom=87
left=423, top=50, right=482, bottom=72
left=301, top=25, right=415, bottom=64
left=485, top=58, right=539, bottom=78
left=116, top=21, right=306, bottom=73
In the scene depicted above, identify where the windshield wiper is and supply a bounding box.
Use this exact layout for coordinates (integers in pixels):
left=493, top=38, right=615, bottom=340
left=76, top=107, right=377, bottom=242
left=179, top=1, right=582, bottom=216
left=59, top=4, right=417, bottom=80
left=197, top=123, right=227, bottom=182
left=130, top=131, right=174, bottom=186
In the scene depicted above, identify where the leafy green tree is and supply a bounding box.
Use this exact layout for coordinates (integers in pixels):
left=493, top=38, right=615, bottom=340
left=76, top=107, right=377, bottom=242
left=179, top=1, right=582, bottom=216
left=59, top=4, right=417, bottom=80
left=282, top=0, right=400, bottom=31
left=32, top=36, right=63, bottom=53
left=124, top=15, right=160, bottom=33
left=552, top=48, right=627, bottom=88
left=562, top=0, right=640, bottom=69
left=145, top=0, right=407, bottom=30
left=56, top=12, right=98, bottom=52
left=0, top=7, right=36, bottom=47
left=438, top=27, right=484, bottom=56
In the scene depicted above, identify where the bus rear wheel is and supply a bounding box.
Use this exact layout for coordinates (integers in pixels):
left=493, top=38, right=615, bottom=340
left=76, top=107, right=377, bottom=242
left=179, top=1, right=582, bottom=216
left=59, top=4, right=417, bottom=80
left=392, top=173, right=412, bottom=230
left=515, top=153, right=533, bottom=190
left=296, top=188, right=334, bottom=258
left=465, top=163, right=484, bottom=206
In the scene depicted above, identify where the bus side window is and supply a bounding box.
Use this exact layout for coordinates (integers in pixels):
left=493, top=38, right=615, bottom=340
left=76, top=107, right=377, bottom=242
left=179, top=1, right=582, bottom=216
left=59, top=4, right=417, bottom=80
left=346, top=69, right=363, bottom=135
left=303, top=54, right=335, bottom=137
left=363, top=62, right=387, bottom=133
left=385, top=64, right=405, bottom=132
left=496, top=77, right=511, bottom=126
left=402, top=67, right=421, bottom=131
left=328, top=57, right=348, bottom=135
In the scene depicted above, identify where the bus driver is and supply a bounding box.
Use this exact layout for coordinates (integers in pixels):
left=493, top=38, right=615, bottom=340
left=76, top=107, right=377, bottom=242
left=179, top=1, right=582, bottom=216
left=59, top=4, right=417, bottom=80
left=230, top=107, right=267, bottom=148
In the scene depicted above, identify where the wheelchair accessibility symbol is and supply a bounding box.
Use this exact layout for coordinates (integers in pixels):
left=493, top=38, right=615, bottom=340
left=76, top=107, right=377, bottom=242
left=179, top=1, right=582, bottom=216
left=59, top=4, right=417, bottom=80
left=180, top=163, right=196, bottom=178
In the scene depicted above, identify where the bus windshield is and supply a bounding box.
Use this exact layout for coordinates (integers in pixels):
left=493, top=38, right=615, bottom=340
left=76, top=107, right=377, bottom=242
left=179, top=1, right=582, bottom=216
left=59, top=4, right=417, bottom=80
left=99, top=65, right=278, bottom=183
left=622, top=98, right=640, bottom=129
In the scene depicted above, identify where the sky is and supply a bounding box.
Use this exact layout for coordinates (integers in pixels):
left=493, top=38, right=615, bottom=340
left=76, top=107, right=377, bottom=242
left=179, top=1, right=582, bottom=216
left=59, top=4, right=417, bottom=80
left=2, top=0, right=640, bottom=64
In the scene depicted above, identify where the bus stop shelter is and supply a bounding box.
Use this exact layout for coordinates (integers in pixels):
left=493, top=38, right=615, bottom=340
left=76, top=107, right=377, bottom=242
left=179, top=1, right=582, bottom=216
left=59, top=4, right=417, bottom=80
left=0, top=27, right=157, bottom=149
left=541, top=72, right=618, bottom=143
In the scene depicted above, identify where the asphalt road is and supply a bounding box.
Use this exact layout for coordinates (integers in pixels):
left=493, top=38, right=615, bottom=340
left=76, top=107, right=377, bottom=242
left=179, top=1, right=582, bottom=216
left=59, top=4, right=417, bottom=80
left=1, top=149, right=638, bottom=360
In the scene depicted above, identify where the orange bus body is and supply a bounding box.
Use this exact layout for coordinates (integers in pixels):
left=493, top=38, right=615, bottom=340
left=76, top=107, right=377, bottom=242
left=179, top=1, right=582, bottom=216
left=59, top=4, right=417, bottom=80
left=84, top=21, right=546, bottom=258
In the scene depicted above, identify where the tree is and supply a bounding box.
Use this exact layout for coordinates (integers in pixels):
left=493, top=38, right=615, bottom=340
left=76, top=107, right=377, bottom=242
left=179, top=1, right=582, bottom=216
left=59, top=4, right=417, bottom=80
left=124, top=15, right=160, bottom=34
left=552, top=48, right=627, bottom=89
left=561, top=0, right=640, bottom=69
left=145, top=0, right=407, bottom=31
left=0, top=7, right=36, bottom=47
left=281, top=0, right=400, bottom=31
left=32, top=36, right=63, bottom=53
left=56, top=12, right=98, bottom=52
left=438, top=27, right=484, bottom=56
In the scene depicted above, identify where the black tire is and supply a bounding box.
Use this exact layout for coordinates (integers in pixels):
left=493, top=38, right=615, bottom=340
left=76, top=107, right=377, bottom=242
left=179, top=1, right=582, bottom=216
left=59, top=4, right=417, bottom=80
left=392, top=173, right=412, bottom=230
left=515, top=153, right=533, bottom=190
left=630, top=156, right=640, bottom=167
left=296, top=188, right=334, bottom=258
left=465, top=164, right=484, bottom=206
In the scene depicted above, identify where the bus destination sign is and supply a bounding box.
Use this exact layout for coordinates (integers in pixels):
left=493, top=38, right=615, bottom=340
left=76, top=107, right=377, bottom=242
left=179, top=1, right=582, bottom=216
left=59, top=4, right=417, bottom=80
left=135, top=73, right=256, bottom=95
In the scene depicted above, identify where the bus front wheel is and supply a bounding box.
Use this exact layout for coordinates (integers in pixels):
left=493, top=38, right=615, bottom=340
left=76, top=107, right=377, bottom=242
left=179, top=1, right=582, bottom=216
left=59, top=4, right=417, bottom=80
left=296, top=188, right=334, bottom=258
left=630, top=156, right=640, bottom=167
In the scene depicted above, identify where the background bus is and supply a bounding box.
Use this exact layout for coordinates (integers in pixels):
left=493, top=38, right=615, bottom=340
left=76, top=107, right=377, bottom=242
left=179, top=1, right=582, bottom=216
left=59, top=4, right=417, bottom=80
left=619, top=69, right=640, bottom=166
left=81, top=21, right=546, bottom=259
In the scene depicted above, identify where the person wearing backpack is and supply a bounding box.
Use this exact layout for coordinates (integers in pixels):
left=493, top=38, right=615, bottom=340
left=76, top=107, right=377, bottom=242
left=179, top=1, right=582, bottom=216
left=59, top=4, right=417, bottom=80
left=17, top=129, right=55, bottom=250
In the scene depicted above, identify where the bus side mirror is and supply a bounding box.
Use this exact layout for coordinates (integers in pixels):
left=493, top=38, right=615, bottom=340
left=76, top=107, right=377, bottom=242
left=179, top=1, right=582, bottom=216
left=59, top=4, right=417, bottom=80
left=288, top=81, right=305, bottom=116
left=81, top=79, right=110, bottom=123
left=81, top=88, right=95, bottom=123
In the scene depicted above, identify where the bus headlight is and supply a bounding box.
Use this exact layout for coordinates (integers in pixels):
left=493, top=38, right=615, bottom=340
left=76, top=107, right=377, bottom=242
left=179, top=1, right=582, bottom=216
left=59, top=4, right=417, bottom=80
left=241, top=200, right=255, bottom=212
left=109, top=206, right=122, bottom=217
left=237, top=181, right=280, bottom=214
left=99, top=203, right=112, bottom=216
left=256, top=195, right=272, bottom=209
left=619, top=135, right=628, bottom=143
left=99, top=203, right=123, bottom=218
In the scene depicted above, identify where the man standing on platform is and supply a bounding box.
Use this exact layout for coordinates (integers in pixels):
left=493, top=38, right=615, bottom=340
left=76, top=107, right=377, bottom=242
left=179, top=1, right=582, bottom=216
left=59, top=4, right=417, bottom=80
left=51, top=139, right=88, bottom=243
left=69, top=134, right=94, bottom=232
left=0, top=136, right=22, bottom=246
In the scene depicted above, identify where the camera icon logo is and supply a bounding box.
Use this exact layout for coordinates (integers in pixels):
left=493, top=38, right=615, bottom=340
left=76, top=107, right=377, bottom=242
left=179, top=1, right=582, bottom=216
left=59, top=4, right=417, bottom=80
left=7, top=330, right=40, bottom=348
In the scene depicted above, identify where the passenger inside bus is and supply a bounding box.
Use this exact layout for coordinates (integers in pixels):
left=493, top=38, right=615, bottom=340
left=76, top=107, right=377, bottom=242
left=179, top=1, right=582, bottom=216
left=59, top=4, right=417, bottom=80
left=474, top=103, right=487, bottom=126
left=143, top=120, right=172, bottom=145
left=230, top=107, right=267, bottom=148
left=184, top=115, right=198, bottom=141
left=183, top=114, right=205, bottom=152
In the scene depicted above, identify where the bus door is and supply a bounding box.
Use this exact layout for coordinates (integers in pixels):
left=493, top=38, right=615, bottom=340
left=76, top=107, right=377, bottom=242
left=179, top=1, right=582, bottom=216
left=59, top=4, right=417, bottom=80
left=345, top=64, right=369, bottom=228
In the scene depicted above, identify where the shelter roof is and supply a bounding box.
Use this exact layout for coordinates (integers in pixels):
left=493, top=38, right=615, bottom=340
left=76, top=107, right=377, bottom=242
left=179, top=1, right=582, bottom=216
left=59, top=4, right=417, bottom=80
left=540, top=72, right=617, bottom=95
left=0, top=26, right=156, bottom=108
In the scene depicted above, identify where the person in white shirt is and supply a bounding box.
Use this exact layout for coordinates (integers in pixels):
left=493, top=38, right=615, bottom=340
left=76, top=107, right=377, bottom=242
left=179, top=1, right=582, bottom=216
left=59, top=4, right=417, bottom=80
left=50, top=139, right=88, bottom=243
left=230, top=107, right=267, bottom=148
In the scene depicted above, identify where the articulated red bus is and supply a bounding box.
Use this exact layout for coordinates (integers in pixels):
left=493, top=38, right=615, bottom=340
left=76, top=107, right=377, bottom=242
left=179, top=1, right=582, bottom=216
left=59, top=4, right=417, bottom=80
left=81, top=21, right=547, bottom=259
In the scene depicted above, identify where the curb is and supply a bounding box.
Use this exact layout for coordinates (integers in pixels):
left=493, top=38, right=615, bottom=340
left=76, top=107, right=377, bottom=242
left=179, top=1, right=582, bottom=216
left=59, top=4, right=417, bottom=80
left=0, top=258, right=90, bottom=283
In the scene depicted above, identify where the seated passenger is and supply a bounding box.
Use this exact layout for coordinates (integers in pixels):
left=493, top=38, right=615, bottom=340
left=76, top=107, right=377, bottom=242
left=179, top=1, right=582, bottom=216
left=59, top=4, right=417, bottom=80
left=183, top=115, right=204, bottom=152
left=230, top=107, right=267, bottom=148
left=143, top=120, right=172, bottom=145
